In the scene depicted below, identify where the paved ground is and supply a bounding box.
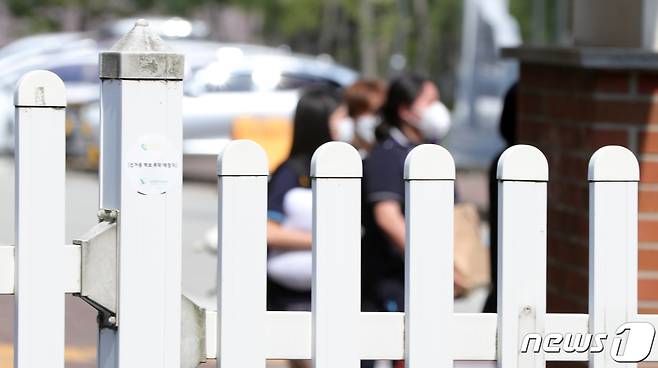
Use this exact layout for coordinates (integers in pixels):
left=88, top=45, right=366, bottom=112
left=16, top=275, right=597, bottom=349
left=0, top=156, right=491, bottom=367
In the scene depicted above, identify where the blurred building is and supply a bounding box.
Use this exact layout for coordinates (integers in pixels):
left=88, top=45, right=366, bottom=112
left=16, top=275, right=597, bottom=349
left=449, top=0, right=521, bottom=169
left=506, top=0, right=658, bottom=346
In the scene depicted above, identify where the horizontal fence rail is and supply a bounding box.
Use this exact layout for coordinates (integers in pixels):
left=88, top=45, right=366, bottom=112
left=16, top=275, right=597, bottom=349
left=212, top=140, right=649, bottom=367
left=1, top=67, right=655, bottom=367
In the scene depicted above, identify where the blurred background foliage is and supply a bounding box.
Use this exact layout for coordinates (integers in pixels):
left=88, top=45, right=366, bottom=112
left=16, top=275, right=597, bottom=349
left=4, top=0, right=564, bottom=101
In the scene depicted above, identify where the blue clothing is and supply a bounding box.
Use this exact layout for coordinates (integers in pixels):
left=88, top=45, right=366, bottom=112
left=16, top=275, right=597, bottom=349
left=364, top=129, right=414, bottom=205
left=268, top=162, right=300, bottom=223
left=267, top=158, right=311, bottom=223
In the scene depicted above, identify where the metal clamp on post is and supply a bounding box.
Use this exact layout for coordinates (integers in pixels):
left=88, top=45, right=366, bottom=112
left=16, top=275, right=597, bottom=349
left=74, top=209, right=119, bottom=321
left=73, top=209, right=208, bottom=366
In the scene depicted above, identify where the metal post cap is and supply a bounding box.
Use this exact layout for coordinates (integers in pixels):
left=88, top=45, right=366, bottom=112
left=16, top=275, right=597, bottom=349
left=99, top=19, right=184, bottom=80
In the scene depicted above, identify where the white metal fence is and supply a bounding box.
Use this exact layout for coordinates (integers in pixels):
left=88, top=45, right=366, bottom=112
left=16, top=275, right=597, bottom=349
left=1, top=20, right=657, bottom=368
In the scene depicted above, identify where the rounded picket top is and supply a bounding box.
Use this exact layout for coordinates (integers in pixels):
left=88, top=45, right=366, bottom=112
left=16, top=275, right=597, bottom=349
left=14, top=70, right=66, bottom=108
left=404, top=144, right=455, bottom=180
left=497, top=144, right=548, bottom=181
left=588, top=145, right=639, bottom=182
left=217, top=139, right=268, bottom=176
left=310, top=141, right=362, bottom=178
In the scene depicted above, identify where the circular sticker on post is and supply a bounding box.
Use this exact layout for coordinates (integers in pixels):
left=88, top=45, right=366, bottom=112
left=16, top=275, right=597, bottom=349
left=127, top=135, right=179, bottom=195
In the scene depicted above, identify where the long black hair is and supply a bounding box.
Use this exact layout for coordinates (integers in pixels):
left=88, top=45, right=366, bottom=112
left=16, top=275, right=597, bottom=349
left=377, top=73, right=429, bottom=141
left=287, top=85, right=342, bottom=166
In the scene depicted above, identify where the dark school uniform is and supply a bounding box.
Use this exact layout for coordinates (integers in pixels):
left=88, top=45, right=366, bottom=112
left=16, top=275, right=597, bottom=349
left=362, top=128, right=416, bottom=312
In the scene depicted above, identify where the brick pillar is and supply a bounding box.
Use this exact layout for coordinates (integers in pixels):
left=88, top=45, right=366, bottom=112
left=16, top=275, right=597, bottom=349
left=506, top=47, right=658, bottom=367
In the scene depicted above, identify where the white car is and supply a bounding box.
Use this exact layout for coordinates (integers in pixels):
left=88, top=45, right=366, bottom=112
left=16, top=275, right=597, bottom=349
left=0, top=17, right=216, bottom=156
left=0, top=30, right=358, bottom=179
left=180, top=47, right=357, bottom=177
left=0, top=35, right=99, bottom=154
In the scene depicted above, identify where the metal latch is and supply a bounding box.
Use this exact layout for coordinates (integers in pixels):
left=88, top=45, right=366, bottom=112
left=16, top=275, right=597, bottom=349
left=74, top=209, right=118, bottom=316
left=73, top=209, right=208, bottom=366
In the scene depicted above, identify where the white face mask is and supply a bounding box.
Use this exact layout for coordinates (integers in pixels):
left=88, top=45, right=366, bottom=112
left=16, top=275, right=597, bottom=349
left=417, top=101, right=451, bottom=142
left=335, top=117, right=355, bottom=143
left=355, top=114, right=380, bottom=145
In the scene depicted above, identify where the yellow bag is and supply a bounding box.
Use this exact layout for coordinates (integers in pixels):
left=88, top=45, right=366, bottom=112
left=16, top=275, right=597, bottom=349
left=454, top=203, right=490, bottom=297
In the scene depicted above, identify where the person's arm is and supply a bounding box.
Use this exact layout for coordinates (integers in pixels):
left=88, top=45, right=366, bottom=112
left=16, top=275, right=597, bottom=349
left=373, top=200, right=406, bottom=253
left=374, top=200, right=467, bottom=295
left=266, top=162, right=313, bottom=250
left=267, top=220, right=313, bottom=250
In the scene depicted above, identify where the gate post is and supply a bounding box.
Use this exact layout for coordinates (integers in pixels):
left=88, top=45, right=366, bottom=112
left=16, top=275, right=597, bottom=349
left=98, top=19, right=184, bottom=367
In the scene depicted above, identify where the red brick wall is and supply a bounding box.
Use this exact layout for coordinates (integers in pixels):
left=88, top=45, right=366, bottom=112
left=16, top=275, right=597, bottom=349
left=517, top=63, right=658, bottom=314
left=517, top=63, right=658, bottom=367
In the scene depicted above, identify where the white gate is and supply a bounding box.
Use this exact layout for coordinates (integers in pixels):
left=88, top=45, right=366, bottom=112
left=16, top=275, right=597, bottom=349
left=0, top=19, right=656, bottom=368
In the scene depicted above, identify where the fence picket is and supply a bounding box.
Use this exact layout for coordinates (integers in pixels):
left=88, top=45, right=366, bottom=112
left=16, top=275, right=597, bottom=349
left=496, top=145, right=548, bottom=368
left=14, top=70, right=66, bottom=368
left=311, top=142, right=362, bottom=368
left=588, top=146, right=640, bottom=367
left=217, top=140, right=269, bottom=368
left=404, top=144, right=455, bottom=367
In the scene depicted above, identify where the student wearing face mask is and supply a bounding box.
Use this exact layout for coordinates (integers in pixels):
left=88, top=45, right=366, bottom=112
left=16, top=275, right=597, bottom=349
left=266, top=85, right=349, bottom=368
left=339, top=79, right=387, bottom=156
left=267, top=85, right=347, bottom=313
left=362, top=73, right=451, bottom=313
